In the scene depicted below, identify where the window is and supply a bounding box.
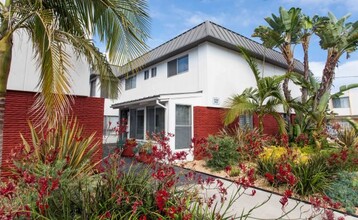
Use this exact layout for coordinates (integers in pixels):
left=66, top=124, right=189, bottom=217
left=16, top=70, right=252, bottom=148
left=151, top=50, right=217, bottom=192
left=151, top=67, right=157, bottom=78
left=125, top=75, right=136, bottom=90
left=146, top=107, right=165, bottom=136
left=167, top=55, right=189, bottom=77
left=332, top=97, right=350, bottom=108
left=90, top=80, right=96, bottom=97
left=144, top=70, right=149, bottom=80
left=129, top=107, right=165, bottom=140
left=239, top=114, right=253, bottom=129
left=175, top=105, right=192, bottom=149
left=129, top=109, right=144, bottom=139
left=103, top=116, right=119, bottom=136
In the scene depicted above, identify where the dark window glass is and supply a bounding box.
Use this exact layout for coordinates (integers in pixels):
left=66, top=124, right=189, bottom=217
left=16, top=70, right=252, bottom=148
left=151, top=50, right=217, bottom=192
left=146, top=107, right=155, bottom=136
left=167, top=59, right=177, bottom=77
left=129, top=109, right=137, bottom=138
left=90, top=80, right=96, bottom=97
left=136, top=110, right=144, bottom=139
left=156, top=108, right=165, bottom=133
left=144, top=70, right=149, bottom=80
left=332, top=97, right=350, bottom=108
left=125, top=76, right=136, bottom=90
left=151, top=67, right=157, bottom=77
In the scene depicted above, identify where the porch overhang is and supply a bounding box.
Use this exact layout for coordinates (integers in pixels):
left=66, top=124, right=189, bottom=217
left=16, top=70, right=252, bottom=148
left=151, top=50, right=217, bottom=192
left=110, top=91, right=203, bottom=109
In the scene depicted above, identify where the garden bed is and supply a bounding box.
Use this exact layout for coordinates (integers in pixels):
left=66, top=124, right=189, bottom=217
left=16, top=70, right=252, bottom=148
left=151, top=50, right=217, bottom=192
left=180, top=159, right=358, bottom=216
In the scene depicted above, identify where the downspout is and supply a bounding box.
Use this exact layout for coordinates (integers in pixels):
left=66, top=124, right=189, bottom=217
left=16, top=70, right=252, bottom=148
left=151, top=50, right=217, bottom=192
left=156, top=100, right=167, bottom=109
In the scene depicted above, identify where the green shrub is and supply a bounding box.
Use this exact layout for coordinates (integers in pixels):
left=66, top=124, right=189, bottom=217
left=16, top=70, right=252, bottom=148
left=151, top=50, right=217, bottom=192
left=325, top=172, right=358, bottom=214
left=292, top=155, right=333, bottom=196
left=206, top=136, right=239, bottom=171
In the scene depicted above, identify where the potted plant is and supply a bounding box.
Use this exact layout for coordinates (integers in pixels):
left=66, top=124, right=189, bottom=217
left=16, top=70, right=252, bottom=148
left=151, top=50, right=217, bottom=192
left=120, top=138, right=137, bottom=157
left=136, top=141, right=155, bottom=164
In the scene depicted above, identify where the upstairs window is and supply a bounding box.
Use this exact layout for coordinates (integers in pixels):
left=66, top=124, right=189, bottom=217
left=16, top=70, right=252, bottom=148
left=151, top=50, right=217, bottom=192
left=90, top=79, right=96, bottom=97
left=332, top=97, right=350, bottom=108
left=144, top=70, right=149, bottom=80
left=168, top=55, right=189, bottom=77
left=125, top=75, right=136, bottom=90
left=151, top=67, right=157, bottom=78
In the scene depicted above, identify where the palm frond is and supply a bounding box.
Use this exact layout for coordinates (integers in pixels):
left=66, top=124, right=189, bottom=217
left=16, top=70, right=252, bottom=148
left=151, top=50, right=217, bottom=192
left=224, top=94, right=257, bottom=125
left=27, top=10, right=73, bottom=127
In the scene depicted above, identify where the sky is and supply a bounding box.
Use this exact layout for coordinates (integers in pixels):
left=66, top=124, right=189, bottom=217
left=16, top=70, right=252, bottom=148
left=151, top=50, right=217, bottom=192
left=144, top=0, right=358, bottom=90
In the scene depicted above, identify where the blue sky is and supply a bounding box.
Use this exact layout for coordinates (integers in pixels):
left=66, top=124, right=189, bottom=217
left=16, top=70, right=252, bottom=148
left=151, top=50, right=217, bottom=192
left=145, top=0, right=358, bottom=88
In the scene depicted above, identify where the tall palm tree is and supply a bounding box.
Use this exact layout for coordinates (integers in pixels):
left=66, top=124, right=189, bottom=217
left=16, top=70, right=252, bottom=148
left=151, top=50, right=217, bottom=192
left=252, top=7, right=302, bottom=103
left=0, top=0, right=149, bottom=167
left=313, top=13, right=358, bottom=107
left=224, top=48, right=286, bottom=134
left=252, top=7, right=302, bottom=133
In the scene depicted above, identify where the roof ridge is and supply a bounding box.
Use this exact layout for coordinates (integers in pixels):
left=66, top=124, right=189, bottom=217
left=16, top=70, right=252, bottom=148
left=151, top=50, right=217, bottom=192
left=140, top=21, right=207, bottom=58
left=208, top=21, right=302, bottom=63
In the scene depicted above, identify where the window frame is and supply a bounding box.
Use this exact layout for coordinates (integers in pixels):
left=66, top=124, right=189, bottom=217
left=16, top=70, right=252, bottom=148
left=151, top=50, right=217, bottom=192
left=175, top=104, right=192, bottom=149
left=125, top=75, right=136, bottom=90
left=332, top=97, right=350, bottom=108
left=151, top=67, right=157, bottom=78
left=167, top=54, right=189, bottom=77
left=144, top=70, right=149, bottom=80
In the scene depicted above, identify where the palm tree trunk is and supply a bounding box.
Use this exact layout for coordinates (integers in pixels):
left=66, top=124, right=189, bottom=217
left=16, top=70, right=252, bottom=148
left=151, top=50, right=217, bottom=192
left=0, top=35, right=13, bottom=171
left=258, top=114, right=264, bottom=134
left=315, top=52, right=338, bottom=106
left=301, top=36, right=310, bottom=104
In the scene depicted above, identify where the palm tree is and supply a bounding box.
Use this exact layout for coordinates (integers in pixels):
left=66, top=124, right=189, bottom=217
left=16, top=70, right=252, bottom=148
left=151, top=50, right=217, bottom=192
left=313, top=13, right=358, bottom=107
left=252, top=7, right=302, bottom=133
left=224, top=48, right=286, bottom=134
left=0, top=0, right=149, bottom=167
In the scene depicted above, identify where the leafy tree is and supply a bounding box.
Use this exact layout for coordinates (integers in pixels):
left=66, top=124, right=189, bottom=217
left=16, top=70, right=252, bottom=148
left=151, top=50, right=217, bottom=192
left=0, top=0, right=149, bottom=168
left=224, top=48, right=286, bottom=134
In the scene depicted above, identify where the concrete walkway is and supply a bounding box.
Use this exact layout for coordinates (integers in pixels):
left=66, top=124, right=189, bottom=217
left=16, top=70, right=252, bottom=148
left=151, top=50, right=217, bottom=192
left=195, top=177, right=356, bottom=219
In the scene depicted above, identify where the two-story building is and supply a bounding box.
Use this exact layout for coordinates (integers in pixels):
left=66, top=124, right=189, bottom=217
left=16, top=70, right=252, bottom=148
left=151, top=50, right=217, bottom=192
left=95, top=21, right=303, bottom=153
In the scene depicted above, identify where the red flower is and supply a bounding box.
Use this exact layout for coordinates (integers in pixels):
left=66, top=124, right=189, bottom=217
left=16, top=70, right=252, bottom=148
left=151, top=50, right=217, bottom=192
left=224, top=166, right=231, bottom=174
left=0, top=182, right=16, bottom=199
left=139, top=215, right=147, bottom=220
left=264, top=173, right=275, bottom=183
left=251, top=189, right=256, bottom=196
left=284, top=189, right=292, bottom=198
left=155, top=189, right=169, bottom=211
left=279, top=196, right=288, bottom=208
left=51, top=178, right=60, bottom=191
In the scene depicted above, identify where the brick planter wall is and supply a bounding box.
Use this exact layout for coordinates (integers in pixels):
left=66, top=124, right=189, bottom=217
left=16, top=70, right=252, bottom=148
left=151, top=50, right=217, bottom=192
left=1, top=90, right=104, bottom=178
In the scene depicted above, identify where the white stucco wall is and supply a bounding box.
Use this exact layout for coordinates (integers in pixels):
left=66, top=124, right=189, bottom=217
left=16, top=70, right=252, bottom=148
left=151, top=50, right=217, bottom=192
left=330, top=88, right=358, bottom=116
left=7, top=32, right=91, bottom=96
left=117, top=48, right=201, bottom=103
left=203, top=42, right=301, bottom=111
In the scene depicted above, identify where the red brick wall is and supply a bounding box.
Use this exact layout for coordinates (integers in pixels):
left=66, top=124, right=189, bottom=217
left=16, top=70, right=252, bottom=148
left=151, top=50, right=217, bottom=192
left=194, top=106, right=282, bottom=138
left=1, top=90, right=104, bottom=177
left=193, top=106, right=225, bottom=139
left=253, top=114, right=280, bottom=136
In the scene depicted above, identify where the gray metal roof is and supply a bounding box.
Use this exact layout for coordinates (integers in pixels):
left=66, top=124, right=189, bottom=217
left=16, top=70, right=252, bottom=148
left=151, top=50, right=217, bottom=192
left=119, top=21, right=304, bottom=77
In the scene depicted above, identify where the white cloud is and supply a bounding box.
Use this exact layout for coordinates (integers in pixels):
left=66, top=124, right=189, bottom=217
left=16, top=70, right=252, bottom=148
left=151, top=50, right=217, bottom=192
left=186, top=11, right=224, bottom=26
left=281, top=0, right=358, bottom=12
